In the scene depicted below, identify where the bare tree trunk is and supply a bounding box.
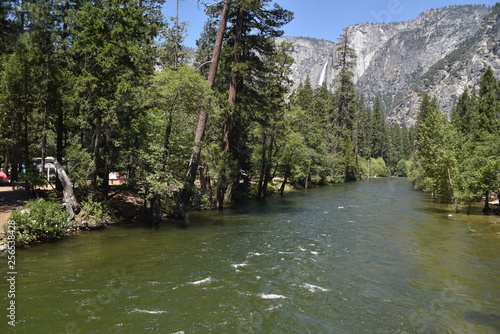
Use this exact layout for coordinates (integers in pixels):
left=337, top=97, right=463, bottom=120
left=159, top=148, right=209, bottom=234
left=41, top=134, right=46, bottom=181
left=446, top=168, right=459, bottom=213
left=185, top=0, right=231, bottom=185
left=91, top=128, right=100, bottom=189
left=10, top=152, right=19, bottom=192
left=181, top=0, right=232, bottom=219
left=56, top=103, right=64, bottom=191
left=102, top=131, right=111, bottom=200
left=262, top=134, right=274, bottom=198
left=305, top=160, right=311, bottom=189
left=256, top=133, right=267, bottom=199
left=2, top=151, right=8, bottom=174
left=217, top=6, right=243, bottom=206
left=261, top=134, right=275, bottom=198
left=54, top=158, right=80, bottom=220
left=200, top=163, right=213, bottom=202
left=279, top=175, right=288, bottom=195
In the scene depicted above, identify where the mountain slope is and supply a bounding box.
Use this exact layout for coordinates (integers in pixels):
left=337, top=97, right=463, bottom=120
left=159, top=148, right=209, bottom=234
left=277, top=4, right=500, bottom=126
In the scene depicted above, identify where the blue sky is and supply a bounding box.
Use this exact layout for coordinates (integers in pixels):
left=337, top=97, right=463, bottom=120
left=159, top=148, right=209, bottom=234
left=162, top=0, right=498, bottom=48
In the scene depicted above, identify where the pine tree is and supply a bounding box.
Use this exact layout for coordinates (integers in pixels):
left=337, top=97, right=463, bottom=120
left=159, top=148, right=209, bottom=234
left=413, top=93, right=457, bottom=204
left=371, top=97, right=385, bottom=159
left=68, top=0, right=163, bottom=198
left=332, top=29, right=359, bottom=181
left=252, top=41, right=294, bottom=199
left=477, top=66, right=499, bottom=135
left=333, top=29, right=357, bottom=133
left=200, top=0, right=293, bottom=205
left=451, top=66, right=500, bottom=212
left=451, top=87, right=478, bottom=133
left=183, top=0, right=232, bottom=212
left=0, top=0, right=21, bottom=56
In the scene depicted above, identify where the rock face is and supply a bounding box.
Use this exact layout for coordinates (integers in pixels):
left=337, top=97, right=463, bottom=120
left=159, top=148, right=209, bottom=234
left=282, top=37, right=337, bottom=89
left=277, top=4, right=500, bottom=126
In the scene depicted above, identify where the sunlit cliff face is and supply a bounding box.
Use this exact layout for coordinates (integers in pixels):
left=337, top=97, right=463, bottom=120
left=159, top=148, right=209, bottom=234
left=277, top=4, right=499, bottom=126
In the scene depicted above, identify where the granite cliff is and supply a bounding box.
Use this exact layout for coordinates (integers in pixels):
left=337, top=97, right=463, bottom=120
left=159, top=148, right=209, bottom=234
left=277, top=4, right=500, bottom=126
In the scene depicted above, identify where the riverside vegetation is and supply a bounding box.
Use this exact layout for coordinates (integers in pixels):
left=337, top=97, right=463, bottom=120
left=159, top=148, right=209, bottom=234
left=0, top=1, right=498, bottom=246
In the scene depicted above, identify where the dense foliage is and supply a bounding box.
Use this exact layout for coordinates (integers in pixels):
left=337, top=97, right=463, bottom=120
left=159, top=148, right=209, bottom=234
left=411, top=67, right=500, bottom=212
left=0, top=0, right=496, bottom=228
left=7, top=199, right=73, bottom=245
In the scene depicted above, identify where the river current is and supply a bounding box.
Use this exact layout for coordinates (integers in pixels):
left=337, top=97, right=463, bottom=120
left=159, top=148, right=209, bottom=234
left=1, top=178, right=499, bottom=333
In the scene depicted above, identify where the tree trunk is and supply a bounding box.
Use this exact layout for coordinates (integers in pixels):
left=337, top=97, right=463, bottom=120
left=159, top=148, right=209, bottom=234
left=151, top=193, right=161, bottom=225
left=56, top=104, right=64, bottom=191
left=41, top=106, right=49, bottom=181
left=225, top=7, right=243, bottom=145
left=256, top=133, right=267, bottom=199
left=218, top=6, right=244, bottom=204
left=215, top=181, right=226, bottom=209
left=41, top=140, right=46, bottom=181
left=10, top=153, right=19, bottom=191
left=54, top=158, right=80, bottom=220
left=91, top=128, right=100, bottom=189
left=2, top=151, right=8, bottom=175
left=200, top=163, right=213, bottom=202
left=185, top=0, right=231, bottom=185
left=305, top=160, right=311, bottom=189
left=182, top=0, right=232, bottom=216
left=225, top=184, right=233, bottom=203
left=483, top=191, right=490, bottom=213
left=102, top=130, right=112, bottom=200
left=279, top=175, right=288, bottom=195
left=261, top=134, right=275, bottom=199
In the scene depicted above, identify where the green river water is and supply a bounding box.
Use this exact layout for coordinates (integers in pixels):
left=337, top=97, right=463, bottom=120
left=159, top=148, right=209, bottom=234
left=1, top=178, right=499, bottom=333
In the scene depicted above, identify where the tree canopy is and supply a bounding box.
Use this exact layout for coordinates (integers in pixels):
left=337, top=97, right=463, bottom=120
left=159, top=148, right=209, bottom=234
left=1, top=0, right=495, bottom=227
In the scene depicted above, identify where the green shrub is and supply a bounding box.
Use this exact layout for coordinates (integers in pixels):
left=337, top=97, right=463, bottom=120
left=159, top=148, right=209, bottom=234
left=7, top=199, right=73, bottom=246
left=190, top=191, right=213, bottom=209
left=395, top=159, right=411, bottom=177
left=369, top=157, right=390, bottom=177
left=64, top=143, right=93, bottom=189
left=21, top=165, right=48, bottom=189
left=248, top=182, right=278, bottom=197
left=79, top=197, right=114, bottom=228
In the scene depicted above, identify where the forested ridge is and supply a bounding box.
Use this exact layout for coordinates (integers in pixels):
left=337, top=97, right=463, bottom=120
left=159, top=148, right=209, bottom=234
left=0, top=1, right=498, bottom=240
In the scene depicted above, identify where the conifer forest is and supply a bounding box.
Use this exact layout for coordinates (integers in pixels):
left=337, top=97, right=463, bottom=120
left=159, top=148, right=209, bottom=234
left=0, top=0, right=498, bottom=232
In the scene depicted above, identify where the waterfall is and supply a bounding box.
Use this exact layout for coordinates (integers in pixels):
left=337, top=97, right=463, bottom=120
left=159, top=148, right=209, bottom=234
left=318, top=60, right=329, bottom=86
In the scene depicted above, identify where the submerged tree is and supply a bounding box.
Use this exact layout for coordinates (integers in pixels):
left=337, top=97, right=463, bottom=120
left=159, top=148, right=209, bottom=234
left=450, top=67, right=500, bottom=212
left=413, top=93, right=457, bottom=204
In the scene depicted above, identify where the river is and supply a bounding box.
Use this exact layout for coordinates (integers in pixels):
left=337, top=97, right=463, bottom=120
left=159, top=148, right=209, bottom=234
left=1, top=178, right=499, bottom=333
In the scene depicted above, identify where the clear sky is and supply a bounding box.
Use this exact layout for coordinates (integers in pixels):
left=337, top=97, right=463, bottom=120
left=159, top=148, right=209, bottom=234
left=163, top=0, right=499, bottom=48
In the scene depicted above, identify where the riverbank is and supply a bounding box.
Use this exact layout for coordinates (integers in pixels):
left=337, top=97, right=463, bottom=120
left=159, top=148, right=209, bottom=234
left=0, top=181, right=165, bottom=250
left=0, top=186, right=29, bottom=232
left=1, top=179, right=498, bottom=251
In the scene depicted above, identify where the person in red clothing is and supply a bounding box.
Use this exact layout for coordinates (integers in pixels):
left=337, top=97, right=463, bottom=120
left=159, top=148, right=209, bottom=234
left=0, top=169, right=9, bottom=185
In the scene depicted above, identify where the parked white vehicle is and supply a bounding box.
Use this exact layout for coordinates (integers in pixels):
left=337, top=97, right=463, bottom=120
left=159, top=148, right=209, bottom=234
left=32, top=156, right=57, bottom=181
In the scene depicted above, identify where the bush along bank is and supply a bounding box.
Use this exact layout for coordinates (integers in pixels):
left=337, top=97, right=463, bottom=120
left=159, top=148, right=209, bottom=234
left=2, top=199, right=74, bottom=247
left=0, top=197, right=112, bottom=249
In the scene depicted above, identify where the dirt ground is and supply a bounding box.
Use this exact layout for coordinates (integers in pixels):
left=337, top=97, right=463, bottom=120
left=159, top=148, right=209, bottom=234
left=0, top=185, right=30, bottom=233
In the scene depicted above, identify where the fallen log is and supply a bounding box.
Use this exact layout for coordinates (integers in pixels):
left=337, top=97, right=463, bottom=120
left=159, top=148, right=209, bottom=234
left=54, top=158, right=80, bottom=219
